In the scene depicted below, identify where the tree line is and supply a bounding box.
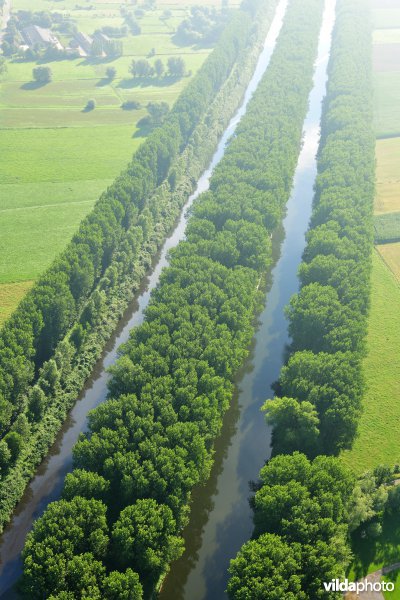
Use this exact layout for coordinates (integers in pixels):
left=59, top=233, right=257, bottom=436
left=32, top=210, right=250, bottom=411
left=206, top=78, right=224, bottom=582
left=19, top=0, right=326, bottom=596
left=0, top=4, right=265, bottom=522
left=228, top=1, right=377, bottom=597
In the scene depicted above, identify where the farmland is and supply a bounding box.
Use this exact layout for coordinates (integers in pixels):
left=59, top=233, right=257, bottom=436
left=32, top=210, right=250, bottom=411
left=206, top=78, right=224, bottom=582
left=0, top=0, right=231, bottom=324
left=341, top=252, right=400, bottom=474
left=375, top=137, right=400, bottom=214
left=378, top=242, right=400, bottom=282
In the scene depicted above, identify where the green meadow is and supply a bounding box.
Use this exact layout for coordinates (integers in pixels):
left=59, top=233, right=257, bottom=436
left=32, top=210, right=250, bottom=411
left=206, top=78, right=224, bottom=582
left=341, top=252, right=400, bottom=474
left=374, top=73, right=400, bottom=138
left=0, top=0, right=224, bottom=322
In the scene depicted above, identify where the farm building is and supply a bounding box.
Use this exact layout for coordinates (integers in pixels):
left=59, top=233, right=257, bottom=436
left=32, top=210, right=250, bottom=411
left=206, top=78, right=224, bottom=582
left=22, top=25, right=63, bottom=50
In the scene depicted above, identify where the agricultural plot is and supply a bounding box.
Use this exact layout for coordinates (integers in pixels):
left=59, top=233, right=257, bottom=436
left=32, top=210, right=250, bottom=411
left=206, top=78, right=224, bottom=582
left=378, top=242, right=400, bottom=282
left=372, top=9, right=400, bottom=30
left=375, top=137, right=400, bottom=214
left=0, top=0, right=226, bottom=321
left=373, top=43, right=400, bottom=72
left=0, top=281, right=33, bottom=326
left=341, top=252, right=400, bottom=474
left=374, top=73, right=400, bottom=137
left=374, top=29, right=400, bottom=45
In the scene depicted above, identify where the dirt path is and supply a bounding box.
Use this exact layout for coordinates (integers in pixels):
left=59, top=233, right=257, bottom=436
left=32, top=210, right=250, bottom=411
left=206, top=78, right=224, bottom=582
left=344, top=563, right=400, bottom=599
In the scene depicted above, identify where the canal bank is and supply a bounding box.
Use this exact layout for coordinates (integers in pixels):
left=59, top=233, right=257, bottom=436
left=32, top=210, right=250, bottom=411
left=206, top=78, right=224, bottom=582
left=159, top=1, right=337, bottom=598
left=0, top=1, right=288, bottom=596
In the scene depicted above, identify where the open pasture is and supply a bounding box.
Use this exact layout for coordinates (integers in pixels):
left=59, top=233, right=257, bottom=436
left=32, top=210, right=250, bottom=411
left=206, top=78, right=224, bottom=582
left=374, top=29, right=400, bottom=45
left=341, top=251, right=400, bottom=474
left=375, top=137, right=400, bottom=213
left=0, top=0, right=225, bottom=320
left=372, top=9, right=400, bottom=29
left=377, top=242, right=400, bottom=282
left=0, top=281, right=34, bottom=327
left=374, top=43, right=400, bottom=72
left=374, top=72, right=400, bottom=137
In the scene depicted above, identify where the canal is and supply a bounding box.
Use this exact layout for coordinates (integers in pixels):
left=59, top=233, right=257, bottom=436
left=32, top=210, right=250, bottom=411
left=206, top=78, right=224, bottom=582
left=159, top=0, right=336, bottom=598
left=0, top=0, right=289, bottom=596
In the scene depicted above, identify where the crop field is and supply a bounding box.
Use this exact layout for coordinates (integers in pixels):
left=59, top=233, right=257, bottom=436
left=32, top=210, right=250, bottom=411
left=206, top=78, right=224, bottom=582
left=373, top=43, right=400, bottom=71
left=375, top=138, right=400, bottom=213
left=372, top=9, right=400, bottom=30
left=0, top=0, right=227, bottom=321
left=341, top=252, right=400, bottom=474
left=374, top=29, right=400, bottom=45
left=374, top=73, right=400, bottom=138
left=0, top=281, right=33, bottom=327
left=377, top=242, right=400, bottom=282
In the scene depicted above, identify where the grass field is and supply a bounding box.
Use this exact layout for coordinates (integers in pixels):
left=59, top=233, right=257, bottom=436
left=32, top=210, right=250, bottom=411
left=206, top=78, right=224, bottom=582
left=377, top=242, right=400, bottom=282
left=383, top=569, right=400, bottom=599
left=372, top=9, right=400, bottom=29
left=374, top=29, right=400, bottom=45
left=374, top=73, right=400, bottom=138
left=0, top=0, right=225, bottom=321
left=349, top=512, right=400, bottom=581
left=375, top=138, right=400, bottom=213
left=341, top=251, right=400, bottom=474
left=0, top=281, right=34, bottom=327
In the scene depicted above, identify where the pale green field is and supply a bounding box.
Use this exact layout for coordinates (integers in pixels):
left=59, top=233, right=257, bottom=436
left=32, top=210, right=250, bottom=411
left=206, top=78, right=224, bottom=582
left=0, top=0, right=224, bottom=319
left=374, top=29, right=400, bottom=44
left=372, top=9, right=400, bottom=29
left=375, top=138, right=400, bottom=214
left=374, top=72, right=400, bottom=137
left=341, top=251, right=400, bottom=474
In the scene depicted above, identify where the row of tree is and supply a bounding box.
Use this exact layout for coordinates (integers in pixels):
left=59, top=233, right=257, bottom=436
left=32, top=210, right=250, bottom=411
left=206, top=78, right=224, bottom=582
left=265, top=0, right=375, bottom=457
left=20, top=0, right=326, bottom=596
left=0, top=9, right=258, bottom=474
left=228, top=1, right=376, bottom=597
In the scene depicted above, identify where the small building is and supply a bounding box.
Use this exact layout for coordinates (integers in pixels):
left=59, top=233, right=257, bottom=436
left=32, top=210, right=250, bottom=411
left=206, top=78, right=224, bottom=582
left=22, top=25, right=63, bottom=50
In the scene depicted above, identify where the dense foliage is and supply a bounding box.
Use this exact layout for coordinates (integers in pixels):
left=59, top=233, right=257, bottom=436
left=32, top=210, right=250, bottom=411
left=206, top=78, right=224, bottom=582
left=20, top=0, right=325, bottom=595
left=228, top=453, right=355, bottom=599
left=228, top=1, right=376, bottom=597
left=265, top=0, right=375, bottom=457
left=0, top=3, right=258, bottom=477
left=0, top=0, right=282, bottom=532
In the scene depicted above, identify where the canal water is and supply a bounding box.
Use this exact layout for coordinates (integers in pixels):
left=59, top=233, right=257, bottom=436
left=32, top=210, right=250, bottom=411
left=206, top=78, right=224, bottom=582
left=0, top=0, right=288, bottom=596
left=159, top=0, right=336, bottom=598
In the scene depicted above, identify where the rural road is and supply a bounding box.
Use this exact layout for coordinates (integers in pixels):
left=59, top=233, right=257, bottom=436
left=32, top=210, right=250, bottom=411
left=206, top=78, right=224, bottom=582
left=0, top=0, right=11, bottom=45
left=344, top=563, right=400, bottom=600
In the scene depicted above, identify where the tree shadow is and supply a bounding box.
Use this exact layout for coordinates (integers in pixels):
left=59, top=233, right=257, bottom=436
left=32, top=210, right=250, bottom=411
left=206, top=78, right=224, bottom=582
left=133, top=121, right=152, bottom=139
left=118, top=75, right=180, bottom=89
left=20, top=80, right=49, bottom=90
left=77, top=56, right=117, bottom=67
left=96, top=77, right=112, bottom=87
left=350, top=511, right=400, bottom=580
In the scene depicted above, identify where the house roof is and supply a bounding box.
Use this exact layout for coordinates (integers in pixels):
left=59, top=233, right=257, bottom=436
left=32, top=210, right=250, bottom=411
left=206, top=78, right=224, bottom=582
left=22, top=25, right=63, bottom=49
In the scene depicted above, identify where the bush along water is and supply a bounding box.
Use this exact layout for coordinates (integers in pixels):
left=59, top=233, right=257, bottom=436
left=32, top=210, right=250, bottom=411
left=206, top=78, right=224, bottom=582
left=0, top=0, right=281, bottom=530
left=228, top=1, right=377, bottom=598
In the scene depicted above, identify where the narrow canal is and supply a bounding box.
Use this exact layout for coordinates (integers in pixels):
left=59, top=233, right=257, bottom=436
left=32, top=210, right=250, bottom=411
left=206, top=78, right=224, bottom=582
left=0, top=0, right=288, bottom=596
left=159, top=0, right=336, bottom=598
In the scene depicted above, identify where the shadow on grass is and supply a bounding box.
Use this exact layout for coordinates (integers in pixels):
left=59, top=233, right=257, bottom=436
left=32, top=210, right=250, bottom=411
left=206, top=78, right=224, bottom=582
left=118, top=75, right=181, bottom=89
left=96, top=77, right=112, bottom=87
left=20, top=80, right=49, bottom=90
left=351, top=512, right=400, bottom=580
left=133, top=121, right=152, bottom=138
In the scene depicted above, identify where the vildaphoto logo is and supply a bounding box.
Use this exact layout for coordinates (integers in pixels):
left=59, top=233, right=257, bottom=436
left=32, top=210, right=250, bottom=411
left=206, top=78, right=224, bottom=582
left=323, top=578, right=395, bottom=594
